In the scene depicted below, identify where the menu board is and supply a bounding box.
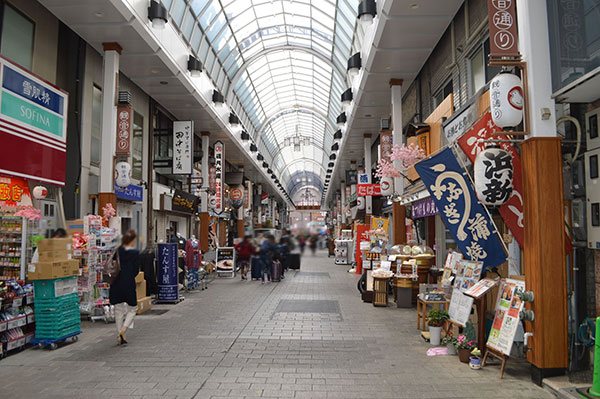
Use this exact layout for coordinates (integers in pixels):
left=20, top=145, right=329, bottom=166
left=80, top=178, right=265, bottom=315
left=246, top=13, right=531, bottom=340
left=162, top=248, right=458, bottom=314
left=487, top=279, right=526, bottom=356
left=464, top=278, right=499, bottom=299
left=444, top=250, right=463, bottom=273
left=453, top=259, right=483, bottom=292
left=448, top=289, right=474, bottom=327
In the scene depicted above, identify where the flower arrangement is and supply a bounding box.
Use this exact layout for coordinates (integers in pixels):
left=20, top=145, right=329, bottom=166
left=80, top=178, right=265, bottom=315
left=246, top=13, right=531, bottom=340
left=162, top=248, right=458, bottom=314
left=375, top=143, right=426, bottom=179
left=14, top=207, right=42, bottom=221
left=455, top=334, right=477, bottom=349
left=427, top=309, right=449, bottom=327
left=102, top=203, right=116, bottom=224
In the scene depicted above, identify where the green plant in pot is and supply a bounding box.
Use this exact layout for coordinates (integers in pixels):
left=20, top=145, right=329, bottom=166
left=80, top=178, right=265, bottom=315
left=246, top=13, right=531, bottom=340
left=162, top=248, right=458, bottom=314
left=455, top=334, right=477, bottom=363
left=427, top=309, right=449, bottom=346
left=442, top=335, right=457, bottom=355
left=469, top=348, right=482, bottom=369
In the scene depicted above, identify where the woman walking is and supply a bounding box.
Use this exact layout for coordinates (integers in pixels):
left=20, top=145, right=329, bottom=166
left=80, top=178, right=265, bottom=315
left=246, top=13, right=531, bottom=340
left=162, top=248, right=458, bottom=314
left=109, top=230, right=140, bottom=345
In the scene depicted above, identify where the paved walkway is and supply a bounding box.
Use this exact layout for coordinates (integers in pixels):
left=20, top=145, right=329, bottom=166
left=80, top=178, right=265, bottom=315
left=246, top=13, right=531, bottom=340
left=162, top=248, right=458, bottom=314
left=0, top=250, right=552, bottom=399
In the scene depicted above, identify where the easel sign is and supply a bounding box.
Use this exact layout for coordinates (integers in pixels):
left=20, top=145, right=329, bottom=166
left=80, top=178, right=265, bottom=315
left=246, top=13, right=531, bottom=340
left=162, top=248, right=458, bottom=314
left=448, top=288, right=474, bottom=327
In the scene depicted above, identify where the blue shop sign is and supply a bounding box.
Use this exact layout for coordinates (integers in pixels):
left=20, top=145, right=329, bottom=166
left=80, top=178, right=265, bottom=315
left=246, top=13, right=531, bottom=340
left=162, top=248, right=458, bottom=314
left=157, top=243, right=179, bottom=302
left=2, top=65, right=65, bottom=115
left=115, top=183, right=143, bottom=202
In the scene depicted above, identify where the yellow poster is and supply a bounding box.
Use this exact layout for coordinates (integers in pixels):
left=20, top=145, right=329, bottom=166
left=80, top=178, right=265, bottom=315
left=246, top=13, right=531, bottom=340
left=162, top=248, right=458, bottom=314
left=370, top=217, right=389, bottom=238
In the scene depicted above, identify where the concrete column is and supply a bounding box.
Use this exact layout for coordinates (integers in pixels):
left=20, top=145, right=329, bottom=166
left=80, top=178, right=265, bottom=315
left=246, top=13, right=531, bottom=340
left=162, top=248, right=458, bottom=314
left=364, top=134, right=372, bottom=221
left=340, top=180, right=346, bottom=226
left=199, top=132, right=210, bottom=252
left=390, top=79, right=404, bottom=194
left=98, top=43, right=121, bottom=216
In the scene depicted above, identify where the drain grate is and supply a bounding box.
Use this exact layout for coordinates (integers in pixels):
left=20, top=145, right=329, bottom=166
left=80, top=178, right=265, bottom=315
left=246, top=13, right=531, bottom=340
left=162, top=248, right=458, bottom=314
left=274, top=299, right=340, bottom=314
left=294, top=272, right=330, bottom=278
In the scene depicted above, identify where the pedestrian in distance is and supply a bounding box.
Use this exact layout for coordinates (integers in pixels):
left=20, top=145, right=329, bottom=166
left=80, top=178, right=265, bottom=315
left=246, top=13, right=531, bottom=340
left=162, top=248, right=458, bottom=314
left=259, top=234, right=278, bottom=284
left=309, top=234, right=318, bottom=256
left=234, top=235, right=256, bottom=280
left=109, top=230, right=140, bottom=345
left=298, top=235, right=306, bottom=255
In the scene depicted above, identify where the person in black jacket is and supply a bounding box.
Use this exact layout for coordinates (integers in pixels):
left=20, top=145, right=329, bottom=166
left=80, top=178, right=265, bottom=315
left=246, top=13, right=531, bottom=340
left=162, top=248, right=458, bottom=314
left=109, top=230, right=140, bottom=345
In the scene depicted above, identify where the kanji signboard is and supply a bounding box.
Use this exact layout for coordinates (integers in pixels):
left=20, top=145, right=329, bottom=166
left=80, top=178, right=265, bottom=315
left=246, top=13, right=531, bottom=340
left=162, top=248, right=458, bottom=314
left=157, top=243, right=178, bottom=302
left=357, top=184, right=381, bottom=197
left=380, top=131, right=392, bottom=162
left=415, top=147, right=506, bottom=271
left=0, top=174, right=32, bottom=206
left=173, top=121, right=193, bottom=175
left=116, top=105, right=131, bottom=155
left=487, top=0, right=520, bottom=58
left=214, top=141, right=224, bottom=214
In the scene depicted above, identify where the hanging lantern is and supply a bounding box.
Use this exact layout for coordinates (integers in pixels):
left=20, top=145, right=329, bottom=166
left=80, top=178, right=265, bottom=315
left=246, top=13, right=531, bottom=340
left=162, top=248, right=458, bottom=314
left=115, top=162, right=131, bottom=188
left=208, top=194, right=217, bottom=210
left=474, top=146, right=514, bottom=206
left=490, top=72, right=523, bottom=128
left=357, top=196, right=365, bottom=210
left=380, top=177, right=393, bottom=196
left=230, top=186, right=244, bottom=210
left=32, top=186, right=48, bottom=199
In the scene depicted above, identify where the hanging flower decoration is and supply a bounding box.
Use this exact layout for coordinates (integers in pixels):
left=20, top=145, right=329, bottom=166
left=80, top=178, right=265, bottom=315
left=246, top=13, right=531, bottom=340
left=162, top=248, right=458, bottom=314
left=375, top=143, right=426, bottom=178
left=14, top=207, right=42, bottom=221
left=102, top=203, right=116, bottom=223
left=375, top=159, right=403, bottom=178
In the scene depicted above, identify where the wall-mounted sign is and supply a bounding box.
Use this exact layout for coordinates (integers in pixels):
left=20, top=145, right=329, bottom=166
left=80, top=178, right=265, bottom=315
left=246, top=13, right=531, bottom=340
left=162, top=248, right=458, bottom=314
left=0, top=174, right=32, bottom=206
left=115, top=182, right=143, bottom=202
left=357, top=184, right=381, bottom=197
left=230, top=185, right=244, bottom=209
left=173, top=121, right=193, bottom=175
left=214, top=141, right=224, bottom=214
left=116, top=104, right=131, bottom=155
left=345, top=170, right=358, bottom=185
left=157, top=243, right=179, bottom=302
left=172, top=189, right=199, bottom=214
left=411, top=198, right=439, bottom=219
left=487, top=0, right=520, bottom=58
left=443, top=101, right=478, bottom=143
left=380, top=131, right=392, bottom=162
left=209, top=165, right=216, bottom=192
left=358, top=173, right=369, bottom=184
left=0, top=57, right=69, bottom=186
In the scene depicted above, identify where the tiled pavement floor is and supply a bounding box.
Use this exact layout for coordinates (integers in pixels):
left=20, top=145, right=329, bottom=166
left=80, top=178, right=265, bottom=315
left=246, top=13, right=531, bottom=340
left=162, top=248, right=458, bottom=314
left=0, top=250, right=553, bottom=399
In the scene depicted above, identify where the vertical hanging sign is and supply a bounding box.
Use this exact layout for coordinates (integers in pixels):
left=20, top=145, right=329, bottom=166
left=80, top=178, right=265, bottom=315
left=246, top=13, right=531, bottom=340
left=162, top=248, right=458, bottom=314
left=487, top=0, right=520, bottom=58
left=173, top=121, right=193, bottom=174
left=115, top=105, right=131, bottom=155
left=214, top=141, right=224, bottom=214
left=157, top=243, right=178, bottom=302
left=380, top=131, right=393, bottom=162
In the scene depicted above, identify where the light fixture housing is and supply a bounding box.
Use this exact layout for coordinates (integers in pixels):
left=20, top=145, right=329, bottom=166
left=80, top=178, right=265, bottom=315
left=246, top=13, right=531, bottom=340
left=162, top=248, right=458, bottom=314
left=328, top=162, right=335, bottom=168
left=262, top=162, right=269, bottom=168
left=329, top=154, right=337, bottom=160
left=229, top=113, right=240, bottom=127
left=341, top=89, right=353, bottom=109
left=333, top=130, right=343, bottom=142
left=241, top=131, right=250, bottom=141
left=212, top=90, right=224, bottom=105
left=331, top=143, right=339, bottom=152
left=338, top=116, right=350, bottom=133
left=257, top=153, right=264, bottom=160
left=148, top=0, right=168, bottom=29
left=187, top=55, right=202, bottom=77
left=347, top=52, right=362, bottom=78
left=267, top=169, right=273, bottom=174
left=357, top=0, right=377, bottom=25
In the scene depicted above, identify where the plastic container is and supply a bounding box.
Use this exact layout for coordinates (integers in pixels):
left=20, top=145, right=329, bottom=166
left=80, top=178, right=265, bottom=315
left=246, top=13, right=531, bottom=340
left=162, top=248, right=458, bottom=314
left=34, top=277, right=77, bottom=299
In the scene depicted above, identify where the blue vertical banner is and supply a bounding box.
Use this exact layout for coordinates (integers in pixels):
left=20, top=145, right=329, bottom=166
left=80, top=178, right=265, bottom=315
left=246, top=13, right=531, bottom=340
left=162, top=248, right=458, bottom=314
left=414, top=148, right=506, bottom=271
left=157, top=243, right=179, bottom=302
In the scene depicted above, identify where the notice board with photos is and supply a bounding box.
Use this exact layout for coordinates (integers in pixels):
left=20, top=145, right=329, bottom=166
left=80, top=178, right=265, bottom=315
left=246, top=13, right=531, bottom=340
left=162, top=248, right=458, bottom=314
left=486, top=278, right=526, bottom=356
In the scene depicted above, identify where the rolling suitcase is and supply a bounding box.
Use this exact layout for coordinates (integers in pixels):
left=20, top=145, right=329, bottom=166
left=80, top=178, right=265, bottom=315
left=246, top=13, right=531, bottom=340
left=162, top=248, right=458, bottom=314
left=271, top=261, right=282, bottom=282
left=288, top=254, right=300, bottom=270
left=250, top=257, right=261, bottom=280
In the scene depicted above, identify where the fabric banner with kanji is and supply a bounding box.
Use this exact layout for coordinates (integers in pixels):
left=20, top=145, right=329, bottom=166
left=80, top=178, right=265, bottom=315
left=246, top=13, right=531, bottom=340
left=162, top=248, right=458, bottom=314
left=415, top=147, right=506, bottom=271
left=457, top=111, right=524, bottom=248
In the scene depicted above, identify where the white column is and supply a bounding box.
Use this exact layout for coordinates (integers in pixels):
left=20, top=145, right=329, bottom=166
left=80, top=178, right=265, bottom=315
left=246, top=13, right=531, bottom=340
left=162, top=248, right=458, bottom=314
left=340, top=180, right=346, bottom=225
left=201, top=133, right=210, bottom=212
left=391, top=82, right=404, bottom=193
left=364, top=134, right=372, bottom=215
left=99, top=44, right=120, bottom=193
left=516, top=0, right=557, bottom=137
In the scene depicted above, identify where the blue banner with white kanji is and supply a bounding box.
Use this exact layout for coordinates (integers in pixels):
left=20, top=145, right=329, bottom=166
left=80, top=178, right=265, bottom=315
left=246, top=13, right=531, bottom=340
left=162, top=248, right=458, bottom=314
left=414, top=148, right=506, bottom=271
left=157, top=243, right=179, bottom=302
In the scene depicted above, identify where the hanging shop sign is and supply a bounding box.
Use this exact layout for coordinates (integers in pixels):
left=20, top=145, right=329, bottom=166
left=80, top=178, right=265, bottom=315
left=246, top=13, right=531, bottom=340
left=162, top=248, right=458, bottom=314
left=443, top=101, right=478, bottom=143
left=490, top=72, right=523, bottom=128
left=380, top=177, right=393, bottom=196
left=346, top=170, right=358, bottom=185
left=358, top=173, right=369, bottom=185
left=0, top=174, right=32, bottom=206
left=214, top=141, right=224, bottom=214
left=261, top=192, right=269, bottom=205
left=209, top=165, right=216, bottom=192
left=173, top=121, right=193, bottom=175
left=457, top=111, right=524, bottom=248
left=0, top=57, right=69, bottom=186
left=411, top=198, right=439, bottom=219
left=357, top=184, right=381, bottom=197
left=230, top=185, right=244, bottom=209
left=474, top=146, right=514, bottom=206
left=414, top=147, right=506, bottom=271
left=114, top=182, right=143, bottom=202
left=172, top=189, right=199, bottom=214
left=32, top=185, right=47, bottom=200
left=380, top=131, right=393, bottom=162
left=345, top=185, right=351, bottom=201
left=115, top=105, right=131, bottom=155
left=157, top=243, right=179, bottom=302
left=115, top=161, right=131, bottom=188
left=487, top=278, right=526, bottom=356
left=243, top=182, right=251, bottom=210
left=192, top=168, right=202, bottom=197
left=487, top=0, right=519, bottom=58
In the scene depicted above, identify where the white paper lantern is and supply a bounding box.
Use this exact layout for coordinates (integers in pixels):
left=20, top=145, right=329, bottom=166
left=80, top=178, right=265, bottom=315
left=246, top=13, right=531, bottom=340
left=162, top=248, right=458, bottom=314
left=474, top=146, right=514, bottom=206
left=208, top=195, right=217, bottom=210
left=357, top=196, right=365, bottom=210
left=380, top=177, right=393, bottom=196
left=32, top=186, right=48, bottom=199
left=490, top=72, right=523, bottom=128
left=115, top=162, right=131, bottom=188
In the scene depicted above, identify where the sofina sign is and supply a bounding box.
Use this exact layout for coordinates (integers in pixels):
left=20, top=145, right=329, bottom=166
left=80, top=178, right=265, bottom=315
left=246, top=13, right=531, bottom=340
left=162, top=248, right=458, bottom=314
left=0, top=57, right=68, bottom=185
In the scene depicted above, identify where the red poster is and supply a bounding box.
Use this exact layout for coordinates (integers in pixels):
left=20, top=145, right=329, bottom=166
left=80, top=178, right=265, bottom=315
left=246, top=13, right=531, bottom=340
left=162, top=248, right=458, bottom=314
left=357, top=184, right=381, bottom=197
left=0, top=174, right=32, bottom=207
left=457, top=112, right=524, bottom=248
left=355, top=224, right=369, bottom=275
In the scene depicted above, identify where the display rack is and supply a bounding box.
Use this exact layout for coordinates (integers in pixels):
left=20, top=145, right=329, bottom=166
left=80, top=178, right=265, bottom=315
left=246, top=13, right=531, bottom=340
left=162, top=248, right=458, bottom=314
left=0, top=215, right=27, bottom=280
left=0, top=283, right=36, bottom=358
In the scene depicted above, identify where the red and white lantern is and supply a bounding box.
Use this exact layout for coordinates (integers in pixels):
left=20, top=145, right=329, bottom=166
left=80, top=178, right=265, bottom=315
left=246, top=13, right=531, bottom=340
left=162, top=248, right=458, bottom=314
left=380, top=177, right=393, bottom=196
left=490, top=72, right=523, bottom=129
left=32, top=186, right=48, bottom=199
left=115, top=162, right=132, bottom=188
left=474, top=146, right=514, bottom=206
left=357, top=196, right=365, bottom=210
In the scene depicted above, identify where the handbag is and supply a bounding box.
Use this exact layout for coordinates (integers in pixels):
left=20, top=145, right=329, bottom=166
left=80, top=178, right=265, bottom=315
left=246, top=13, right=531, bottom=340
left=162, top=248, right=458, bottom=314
left=102, top=246, right=121, bottom=284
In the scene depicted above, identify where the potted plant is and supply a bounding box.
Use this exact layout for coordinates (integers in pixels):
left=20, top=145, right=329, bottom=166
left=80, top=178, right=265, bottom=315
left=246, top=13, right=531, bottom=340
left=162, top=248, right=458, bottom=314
left=427, top=309, right=449, bottom=346
left=442, top=335, right=457, bottom=355
left=455, top=334, right=477, bottom=363
left=469, top=348, right=482, bottom=369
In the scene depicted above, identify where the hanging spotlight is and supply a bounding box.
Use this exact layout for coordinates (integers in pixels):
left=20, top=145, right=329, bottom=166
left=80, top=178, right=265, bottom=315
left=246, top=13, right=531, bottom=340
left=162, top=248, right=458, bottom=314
left=336, top=113, right=347, bottom=128
left=347, top=53, right=362, bottom=78
left=257, top=153, right=264, bottom=161
left=357, top=0, right=377, bottom=26
left=148, top=0, right=168, bottom=29
left=333, top=130, right=343, bottom=142
left=329, top=154, right=337, bottom=160
left=341, top=89, right=353, bottom=109
left=262, top=162, right=268, bottom=168
left=250, top=143, right=258, bottom=152
left=327, top=169, right=333, bottom=174
left=241, top=131, right=250, bottom=141
left=229, top=113, right=240, bottom=127
left=212, top=90, right=224, bottom=106
left=328, top=162, right=335, bottom=168
left=331, top=143, right=339, bottom=152
left=187, top=55, right=203, bottom=77
left=267, top=168, right=273, bottom=174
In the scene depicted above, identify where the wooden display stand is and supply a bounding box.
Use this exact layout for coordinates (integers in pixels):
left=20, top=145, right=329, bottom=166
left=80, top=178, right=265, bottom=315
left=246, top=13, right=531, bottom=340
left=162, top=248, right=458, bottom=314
left=482, top=347, right=509, bottom=379
left=373, top=277, right=390, bottom=307
left=417, top=297, right=449, bottom=331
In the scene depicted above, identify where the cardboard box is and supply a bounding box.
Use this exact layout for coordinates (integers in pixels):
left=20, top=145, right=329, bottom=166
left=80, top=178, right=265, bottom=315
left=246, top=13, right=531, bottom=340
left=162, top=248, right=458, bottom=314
left=28, top=259, right=79, bottom=280
left=135, top=271, right=145, bottom=284
left=137, top=296, right=152, bottom=315
left=65, top=219, right=84, bottom=235
left=136, top=280, right=147, bottom=300
left=37, top=238, right=72, bottom=252
left=38, top=249, right=73, bottom=262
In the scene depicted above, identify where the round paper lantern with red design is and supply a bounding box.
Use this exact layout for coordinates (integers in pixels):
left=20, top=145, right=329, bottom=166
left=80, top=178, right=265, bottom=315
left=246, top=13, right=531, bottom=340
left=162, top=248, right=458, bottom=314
left=357, top=196, right=365, bottom=210
left=115, top=162, right=132, bottom=188
left=474, top=146, right=514, bottom=206
left=490, top=72, right=523, bottom=128
left=32, top=186, right=48, bottom=199
left=380, top=177, right=393, bottom=196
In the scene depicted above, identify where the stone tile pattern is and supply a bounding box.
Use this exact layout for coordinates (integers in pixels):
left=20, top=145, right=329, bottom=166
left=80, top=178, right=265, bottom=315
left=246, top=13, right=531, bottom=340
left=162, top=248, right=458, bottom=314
left=0, top=251, right=552, bottom=399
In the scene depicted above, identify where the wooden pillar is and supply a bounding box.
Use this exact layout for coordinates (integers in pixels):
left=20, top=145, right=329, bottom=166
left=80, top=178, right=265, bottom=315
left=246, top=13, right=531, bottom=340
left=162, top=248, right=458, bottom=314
left=199, top=212, right=209, bottom=252
left=237, top=219, right=244, bottom=238
left=392, top=202, right=406, bottom=245
left=365, top=214, right=371, bottom=226
left=520, top=137, right=567, bottom=376
left=219, top=220, right=227, bottom=246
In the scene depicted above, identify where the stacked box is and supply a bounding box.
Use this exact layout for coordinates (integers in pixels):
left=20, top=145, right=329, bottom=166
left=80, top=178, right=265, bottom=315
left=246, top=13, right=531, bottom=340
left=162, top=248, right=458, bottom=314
left=33, top=278, right=81, bottom=340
